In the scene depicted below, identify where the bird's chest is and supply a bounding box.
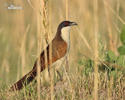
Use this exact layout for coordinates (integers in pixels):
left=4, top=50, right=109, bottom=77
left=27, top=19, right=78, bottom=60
left=61, top=26, right=71, bottom=52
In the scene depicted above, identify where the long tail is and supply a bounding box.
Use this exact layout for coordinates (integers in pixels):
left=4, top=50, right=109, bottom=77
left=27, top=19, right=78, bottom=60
left=9, top=68, right=37, bottom=91
left=9, top=60, right=45, bottom=91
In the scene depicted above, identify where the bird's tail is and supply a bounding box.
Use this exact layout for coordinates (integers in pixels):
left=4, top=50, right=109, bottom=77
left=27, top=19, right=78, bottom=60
left=9, top=68, right=37, bottom=91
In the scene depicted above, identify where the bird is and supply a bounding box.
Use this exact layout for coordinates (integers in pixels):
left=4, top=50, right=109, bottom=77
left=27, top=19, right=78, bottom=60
left=9, top=20, right=77, bottom=91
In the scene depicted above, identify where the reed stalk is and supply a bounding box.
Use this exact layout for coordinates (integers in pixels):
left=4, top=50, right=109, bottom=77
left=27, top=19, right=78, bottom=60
left=93, top=0, right=99, bottom=100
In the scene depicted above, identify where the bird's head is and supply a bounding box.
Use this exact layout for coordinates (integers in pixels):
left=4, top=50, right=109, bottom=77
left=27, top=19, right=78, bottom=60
left=58, top=21, right=77, bottom=31
left=57, top=21, right=77, bottom=37
left=56, top=21, right=77, bottom=42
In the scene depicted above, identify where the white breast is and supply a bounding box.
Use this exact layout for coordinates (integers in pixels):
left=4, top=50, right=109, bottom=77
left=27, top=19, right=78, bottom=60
left=61, top=26, right=71, bottom=53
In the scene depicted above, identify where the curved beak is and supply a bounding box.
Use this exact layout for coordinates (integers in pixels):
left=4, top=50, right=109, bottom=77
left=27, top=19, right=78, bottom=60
left=70, top=22, right=78, bottom=26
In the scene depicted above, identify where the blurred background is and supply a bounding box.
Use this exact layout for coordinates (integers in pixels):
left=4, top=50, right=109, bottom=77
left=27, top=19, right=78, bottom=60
left=0, top=0, right=125, bottom=99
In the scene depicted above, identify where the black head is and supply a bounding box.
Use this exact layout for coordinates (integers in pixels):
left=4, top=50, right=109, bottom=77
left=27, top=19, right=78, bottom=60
left=57, top=21, right=77, bottom=31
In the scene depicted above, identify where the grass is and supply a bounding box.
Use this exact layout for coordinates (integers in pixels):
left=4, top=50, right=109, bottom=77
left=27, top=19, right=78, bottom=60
left=0, top=0, right=125, bottom=99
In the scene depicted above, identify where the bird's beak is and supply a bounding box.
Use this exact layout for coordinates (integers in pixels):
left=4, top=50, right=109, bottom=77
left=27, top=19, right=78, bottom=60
left=70, top=22, right=78, bottom=26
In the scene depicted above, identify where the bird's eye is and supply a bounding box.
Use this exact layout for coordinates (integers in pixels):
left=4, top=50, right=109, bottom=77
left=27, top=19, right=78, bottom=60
left=64, top=22, right=69, bottom=26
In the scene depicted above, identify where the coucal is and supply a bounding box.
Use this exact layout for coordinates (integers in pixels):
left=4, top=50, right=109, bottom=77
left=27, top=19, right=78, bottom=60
left=9, top=21, right=77, bottom=91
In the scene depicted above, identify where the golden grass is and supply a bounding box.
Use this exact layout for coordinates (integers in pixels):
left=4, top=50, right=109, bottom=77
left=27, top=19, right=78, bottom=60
left=0, top=0, right=125, bottom=100
left=93, top=0, right=99, bottom=100
left=36, top=0, right=41, bottom=99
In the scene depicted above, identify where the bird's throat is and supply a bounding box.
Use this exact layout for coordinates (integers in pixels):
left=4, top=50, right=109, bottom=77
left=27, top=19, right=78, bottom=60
left=61, top=26, right=71, bottom=52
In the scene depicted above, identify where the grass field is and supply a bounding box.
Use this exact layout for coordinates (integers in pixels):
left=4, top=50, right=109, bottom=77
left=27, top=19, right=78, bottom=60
left=0, top=0, right=125, bottom=100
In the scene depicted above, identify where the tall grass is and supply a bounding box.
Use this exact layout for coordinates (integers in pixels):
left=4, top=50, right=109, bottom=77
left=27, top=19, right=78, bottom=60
left=93, top=0, right=99, bottom=100
left=36, top=0, right=41, bottom=99
left=0, top=0, right=125, bottom=100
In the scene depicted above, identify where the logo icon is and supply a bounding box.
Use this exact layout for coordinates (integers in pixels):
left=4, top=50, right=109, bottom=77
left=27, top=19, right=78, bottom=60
left=7, top=4, right=22, bottom=10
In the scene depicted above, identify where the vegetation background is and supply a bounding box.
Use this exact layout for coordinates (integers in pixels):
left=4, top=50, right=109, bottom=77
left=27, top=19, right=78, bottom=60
left=0, top=0, right=125, bottom=100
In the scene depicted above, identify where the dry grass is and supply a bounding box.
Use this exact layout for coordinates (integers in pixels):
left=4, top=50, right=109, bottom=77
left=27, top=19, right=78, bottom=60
left=93, top=0, right=99, bottom=100
left=0, top=0, right=125, bottom=100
